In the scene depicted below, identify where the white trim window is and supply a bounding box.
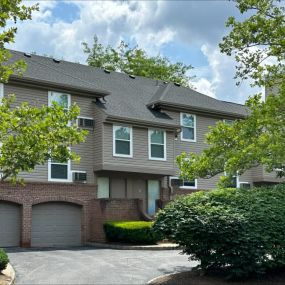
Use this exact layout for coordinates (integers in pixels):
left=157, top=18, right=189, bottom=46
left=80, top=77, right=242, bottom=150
left=48, top=91, right=71, bottom=109
left=0, top=83, right=4, bottom=102
left=180, top=113, right=196, bottom=142
left=170, top=176, right=197, bottom=190
left=148, top=129, right=166, bottom=161
left=48, top=159, right=71, bottom=182
left=113, top=125, right=133, bottom=157
left=48, top=91, right=71, bottom=182
left=181, top=179, right=197, bottom=189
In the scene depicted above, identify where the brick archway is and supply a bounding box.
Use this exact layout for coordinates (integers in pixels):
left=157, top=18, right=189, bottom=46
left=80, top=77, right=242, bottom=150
left=32, top=196, right=86, bottom=207
left=0, top=196, right=23, bottom=205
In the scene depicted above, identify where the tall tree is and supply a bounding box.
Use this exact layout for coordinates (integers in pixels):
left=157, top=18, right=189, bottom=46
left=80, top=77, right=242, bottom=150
left=82, top=36, right=195, bottom=87
left=0, top=0, right=38, bottom=82
left=0, top=1, right=87, bottom=183
left=177, top=0, right=285, bottom=185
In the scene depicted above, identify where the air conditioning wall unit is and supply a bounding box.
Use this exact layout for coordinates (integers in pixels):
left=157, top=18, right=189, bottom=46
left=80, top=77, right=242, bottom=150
left=239, top=182, right=251, bottom=189
left=72, top=171, right=87, bottom=183
left=78, top=117, right=95, bottom=129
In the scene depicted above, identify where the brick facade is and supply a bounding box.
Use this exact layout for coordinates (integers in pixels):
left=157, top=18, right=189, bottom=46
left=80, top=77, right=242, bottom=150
left=0, top=182, right=144, bottom=247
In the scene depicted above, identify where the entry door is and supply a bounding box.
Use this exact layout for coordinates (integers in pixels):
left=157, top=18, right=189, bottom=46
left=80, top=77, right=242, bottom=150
left=147, top=180, right=160, bottom=215
left=97, top=177, right=110, bottom=198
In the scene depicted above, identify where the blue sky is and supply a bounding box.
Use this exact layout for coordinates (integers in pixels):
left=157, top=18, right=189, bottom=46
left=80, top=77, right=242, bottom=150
left=10, top=0, right=262, bottom=103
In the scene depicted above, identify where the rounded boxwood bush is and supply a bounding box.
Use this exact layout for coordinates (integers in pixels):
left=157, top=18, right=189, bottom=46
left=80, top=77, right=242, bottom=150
left=104, top=220, right=160, bottom=244
left=0, top=248, right=9, bottom=272
left=153, top=185, right=285, bottom=279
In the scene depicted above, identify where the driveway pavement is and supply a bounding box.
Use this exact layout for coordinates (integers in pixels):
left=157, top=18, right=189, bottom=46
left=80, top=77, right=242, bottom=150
left=6, top=247, right=197, bottom=284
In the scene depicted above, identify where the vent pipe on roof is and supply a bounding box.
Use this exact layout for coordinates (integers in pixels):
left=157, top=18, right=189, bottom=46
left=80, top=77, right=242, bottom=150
left=129, top=74, right=136, bottom=79
left=53, top=58, right=60, bottom=63
left=24, top=52, right=32, bottom=58
left=104, top=68, right=111, bottom=74
left=174, top=82, right=181, bottom=87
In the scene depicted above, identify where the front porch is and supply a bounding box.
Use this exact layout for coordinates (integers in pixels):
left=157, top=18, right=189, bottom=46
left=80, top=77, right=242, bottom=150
left=95, top=171, right=171, bottom=216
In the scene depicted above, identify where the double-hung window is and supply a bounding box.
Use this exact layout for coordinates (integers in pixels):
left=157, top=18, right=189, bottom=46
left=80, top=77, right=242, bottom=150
left=48, top=91, right=71, bottom=182
left=48, top=91, right=70, bottom=110
left=149, top=129, right=166, bottom=160
left=181, top=113, right=196, bottom=142
left=113, top=125, right=133, bottom=157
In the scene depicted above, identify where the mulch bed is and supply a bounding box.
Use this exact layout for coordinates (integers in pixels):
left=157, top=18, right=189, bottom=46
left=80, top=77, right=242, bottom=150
left=149, top=269, right=285, bottom=285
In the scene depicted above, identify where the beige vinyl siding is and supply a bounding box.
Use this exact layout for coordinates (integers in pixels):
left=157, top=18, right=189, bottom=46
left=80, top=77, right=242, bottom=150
left=239, top=169, right=254, bottom=185
left=103, top=123, right=175, bottom=172
left=168, top=110, right=221, bottom=189
left=70, top=95, right=96, bottom=184
left=4, top=83, right=96, bottom=184
left=93, top=106, right=105, bottom=166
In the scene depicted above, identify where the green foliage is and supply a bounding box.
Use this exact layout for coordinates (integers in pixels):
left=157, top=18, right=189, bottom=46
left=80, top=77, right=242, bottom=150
left=154, top=185, right=285, bottom=279
left=103, top=220, right=160, bottom=244
left=82, top=36, right=194, bottom=87
left=0, top=0, right=38, bottom=82
left=0, top=96, right=87, bottom=183
left=220, top=0, right=285, bottom=87
left=0, top=248, right=9, bottom=272
left=177, top=0, right=285, bottom=185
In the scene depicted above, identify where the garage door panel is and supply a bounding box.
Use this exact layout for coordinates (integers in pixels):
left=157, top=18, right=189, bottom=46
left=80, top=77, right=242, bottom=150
left=0, top=202, right=21, bottom=247
left=31, top=202, right=82, bottom=247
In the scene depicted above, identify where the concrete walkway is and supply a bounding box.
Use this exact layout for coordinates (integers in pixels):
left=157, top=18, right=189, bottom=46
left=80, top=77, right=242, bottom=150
left=6, top=247, right=197, bottom=284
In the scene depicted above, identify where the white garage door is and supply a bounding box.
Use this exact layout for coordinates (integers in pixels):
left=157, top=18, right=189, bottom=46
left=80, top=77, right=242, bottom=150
left=0, top=202, right=21, bottom=247
left=31, top=202, right=82, bottom=247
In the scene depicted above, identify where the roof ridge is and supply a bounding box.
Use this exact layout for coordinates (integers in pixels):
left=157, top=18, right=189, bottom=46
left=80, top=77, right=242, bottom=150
left=24, top=55, right=101, bottom=90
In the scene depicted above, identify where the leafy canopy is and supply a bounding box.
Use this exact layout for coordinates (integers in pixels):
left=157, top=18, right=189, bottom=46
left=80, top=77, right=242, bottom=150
left=82, top=36, right=195, bottom=87
left=0, top=0, right=38, bottom=82
left=0, top=0, right=87, bottom=183
left=177, top=0, right=285, bottom=185
left=0, top=96, right=87, bottom=184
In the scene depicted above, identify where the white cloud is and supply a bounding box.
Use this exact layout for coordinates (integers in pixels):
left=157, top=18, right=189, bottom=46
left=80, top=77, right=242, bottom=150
left=196, top=44, right=262, bottom=103
left=8, top=0, right=263, bottom=103
left=192, top=78, right=216, bottom=98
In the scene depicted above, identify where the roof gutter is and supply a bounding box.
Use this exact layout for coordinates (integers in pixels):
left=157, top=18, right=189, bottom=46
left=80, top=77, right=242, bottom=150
left=105, top=115, right=180, bottom=130
left=147, top=101, right=248, bottom=119
left=9, top=75, right=110, bottom=98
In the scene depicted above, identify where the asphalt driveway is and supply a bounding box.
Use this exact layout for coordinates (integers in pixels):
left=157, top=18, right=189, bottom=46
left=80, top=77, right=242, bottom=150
left=6, top=247, right=197, bottom=284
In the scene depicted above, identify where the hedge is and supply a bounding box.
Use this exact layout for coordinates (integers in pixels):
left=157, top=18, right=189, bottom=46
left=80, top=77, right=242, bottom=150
left=153, top=185, right=285, bottom=279
left=0, top=248, right=9, bottom=272
left=104, top=220, right=160, bottom=244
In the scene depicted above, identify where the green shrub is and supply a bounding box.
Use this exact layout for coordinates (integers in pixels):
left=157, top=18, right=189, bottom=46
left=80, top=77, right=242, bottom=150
left=153, top=185, right=285, bottom=279
left=0, top=248, right=9, bottom=272
left=104, top=220, right=160, bottom=244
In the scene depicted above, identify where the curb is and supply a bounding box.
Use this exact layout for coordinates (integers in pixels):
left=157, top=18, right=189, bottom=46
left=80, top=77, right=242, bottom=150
left=1, top=263, right=16, bottom=285
left=86, top=242, right=179, bottom=250
left=147, top=272, right=181, bottom=284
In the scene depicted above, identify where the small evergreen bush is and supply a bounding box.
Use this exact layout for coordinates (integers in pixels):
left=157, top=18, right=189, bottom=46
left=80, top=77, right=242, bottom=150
left=0, top=248, right=9, bottom=272
left=104, top=220, right=160, bottom=244
left=153, top=185, right=285, bottom=279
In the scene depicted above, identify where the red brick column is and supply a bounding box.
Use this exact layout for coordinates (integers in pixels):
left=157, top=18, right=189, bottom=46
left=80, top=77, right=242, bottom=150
left=21, top=204, right=32, bottom=247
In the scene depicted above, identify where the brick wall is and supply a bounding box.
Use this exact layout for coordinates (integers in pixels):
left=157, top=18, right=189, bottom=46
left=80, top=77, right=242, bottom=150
left=89, top=199, right=142, bottom=242
left=0, top=182, right=146, bottom=246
